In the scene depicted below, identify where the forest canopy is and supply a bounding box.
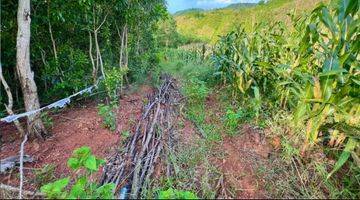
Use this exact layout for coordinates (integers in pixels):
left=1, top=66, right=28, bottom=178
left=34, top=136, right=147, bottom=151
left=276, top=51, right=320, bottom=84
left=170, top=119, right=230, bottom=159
left=1, top=0, right=168, bottom=116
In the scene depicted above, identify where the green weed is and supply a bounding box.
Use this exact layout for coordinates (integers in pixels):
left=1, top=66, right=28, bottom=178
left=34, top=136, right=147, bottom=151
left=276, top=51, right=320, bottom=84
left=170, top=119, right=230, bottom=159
left=97, top=103, right=117, bottom=131
left=103, top=67, right=128, bottom=101
left=158, top=188, right=198, bottom=199
left=121, top=130, right=130, bottom=139
left=33, top=164, right=56, bottom=188
left=41, top=112, right=54, bottom=129
left=40, top=146, right=114, bottom=199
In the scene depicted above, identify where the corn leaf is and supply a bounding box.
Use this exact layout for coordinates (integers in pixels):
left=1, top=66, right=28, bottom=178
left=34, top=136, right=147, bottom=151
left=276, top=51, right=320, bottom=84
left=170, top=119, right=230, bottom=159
left=327, top=138, right=357, bottom=179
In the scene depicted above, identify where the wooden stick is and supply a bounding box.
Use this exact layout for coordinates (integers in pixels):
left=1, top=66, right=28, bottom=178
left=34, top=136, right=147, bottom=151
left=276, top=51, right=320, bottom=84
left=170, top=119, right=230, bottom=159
left=19, top=134, right=28, bottom=199
left=99, top=76, right=182, bottom=198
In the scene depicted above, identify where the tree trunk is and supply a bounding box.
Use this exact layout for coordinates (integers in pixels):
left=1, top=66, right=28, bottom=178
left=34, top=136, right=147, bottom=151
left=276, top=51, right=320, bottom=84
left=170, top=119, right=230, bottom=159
left=94, top=30, right=105, bottom=79
left=39, top=48, right=48, bottom=91
left=89, top=31, right=97, bottom=84
left=124, top=25, right=128, bottom=69
left=47, top=3, right=65, bottom=82
left=124, top=25, right=129, bottom=84
left=48, top=17, right=57, bottom=61
left=115, top=23, right=125, bottom=68
left=92, top=8, right=107, bottom=79
left=16, top=0, right=46, bottom=140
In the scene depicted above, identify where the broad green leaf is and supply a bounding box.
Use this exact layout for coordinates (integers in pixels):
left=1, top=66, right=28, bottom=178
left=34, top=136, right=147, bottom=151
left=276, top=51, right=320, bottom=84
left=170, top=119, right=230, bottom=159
left=319, top=69, right=347, bottom=77
left=52, top=177, right=70, bottom=190
left=96, top=158, right=105, bottom=169
left=69, top=176, right=88, bottom=199
left=41, top=177, right=70, bottom=199
left=345, top=0, right=359, bottom=16
left=322, top=79, right=333, bottom=101
left=84, top=155, right=97, bottom=171
left=74, top=146, right=91, bottom=158
left=351, top=78, right=360, bottom=85
left=337, top=0, right=349, bottom=23
left=323, top=56, right=340, bottom=72
left=321, top=7, right=337, bottom=35
left=327, top=138, right=357, bottom=179
left=67, top=158, right=80, bottom=170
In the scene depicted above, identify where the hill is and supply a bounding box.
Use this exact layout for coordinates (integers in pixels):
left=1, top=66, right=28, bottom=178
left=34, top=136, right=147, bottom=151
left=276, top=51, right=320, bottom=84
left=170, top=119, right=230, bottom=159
left=225, top=2, right=257, bottom=9
left=174, top=0, right=329, bottom=43
left=174, top=8, right=204, bottom=16
left=174, top=3, right=256, bottom=16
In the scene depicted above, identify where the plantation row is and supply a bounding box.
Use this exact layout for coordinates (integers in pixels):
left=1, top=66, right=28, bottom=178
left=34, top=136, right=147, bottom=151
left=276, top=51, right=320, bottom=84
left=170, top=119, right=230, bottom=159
left=212, top=1, right=359, bottom=180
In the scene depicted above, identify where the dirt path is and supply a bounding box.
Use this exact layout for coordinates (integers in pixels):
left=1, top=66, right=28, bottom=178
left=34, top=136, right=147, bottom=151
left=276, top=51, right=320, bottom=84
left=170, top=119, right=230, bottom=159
left=205, top=94, right=272, bottom=199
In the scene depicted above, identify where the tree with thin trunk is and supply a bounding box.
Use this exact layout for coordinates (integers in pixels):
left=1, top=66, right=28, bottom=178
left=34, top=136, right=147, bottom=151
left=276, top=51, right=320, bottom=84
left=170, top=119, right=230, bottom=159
left=16, top=0, right=47, bottom=139
left=0, top=64, right=25, bottom=137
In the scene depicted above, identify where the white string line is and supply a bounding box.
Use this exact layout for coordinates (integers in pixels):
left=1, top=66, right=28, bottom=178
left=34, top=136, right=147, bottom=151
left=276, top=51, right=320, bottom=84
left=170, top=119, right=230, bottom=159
left=1, top=77, right=103, bottom=123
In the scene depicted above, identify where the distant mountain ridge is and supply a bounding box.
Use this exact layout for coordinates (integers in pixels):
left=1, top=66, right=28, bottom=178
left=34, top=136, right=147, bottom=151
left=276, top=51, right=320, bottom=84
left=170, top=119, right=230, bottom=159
left=174, top=8, right=204, bottom=16
left=225, top=3, right=257, bottom=9
left=174, top=0, right=328, bottom=43
left=173, top=3, right=257, bottom=16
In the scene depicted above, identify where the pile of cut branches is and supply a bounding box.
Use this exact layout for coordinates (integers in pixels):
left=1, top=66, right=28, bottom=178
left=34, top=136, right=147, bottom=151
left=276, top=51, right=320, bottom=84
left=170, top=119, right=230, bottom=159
left=100, top=75, right=182, bottom=198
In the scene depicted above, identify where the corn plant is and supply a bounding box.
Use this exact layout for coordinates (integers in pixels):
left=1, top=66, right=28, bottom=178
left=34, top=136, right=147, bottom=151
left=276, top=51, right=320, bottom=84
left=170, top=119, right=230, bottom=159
left=212, top=22, right=297, bottom=108
left=212, top=0, right=359, bottom=177
left=293, top=0, right=359, bottom=177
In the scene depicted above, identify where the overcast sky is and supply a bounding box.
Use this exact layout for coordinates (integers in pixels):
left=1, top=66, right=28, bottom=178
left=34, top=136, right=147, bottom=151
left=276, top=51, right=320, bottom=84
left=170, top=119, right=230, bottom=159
left=167, top=0, right=261, bottom=13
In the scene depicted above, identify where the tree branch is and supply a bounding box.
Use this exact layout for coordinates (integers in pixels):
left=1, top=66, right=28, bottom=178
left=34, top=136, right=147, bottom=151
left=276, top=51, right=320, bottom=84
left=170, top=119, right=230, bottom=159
left=19, top=134, right=28, bottom=199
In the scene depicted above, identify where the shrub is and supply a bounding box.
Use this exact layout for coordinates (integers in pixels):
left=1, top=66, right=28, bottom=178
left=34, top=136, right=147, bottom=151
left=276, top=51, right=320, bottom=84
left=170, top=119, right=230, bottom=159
left=40, top=146, right=114, bottom=199
left=183, top=78, right=209, bottom=105
left=97, top=103, right=117, bottom=131
left=103, top=67, right=128, bottom=101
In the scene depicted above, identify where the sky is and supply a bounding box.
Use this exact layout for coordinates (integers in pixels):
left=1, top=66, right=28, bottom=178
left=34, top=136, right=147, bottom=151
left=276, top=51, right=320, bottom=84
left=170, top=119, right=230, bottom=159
left=167, top=0, right=261, bottom=13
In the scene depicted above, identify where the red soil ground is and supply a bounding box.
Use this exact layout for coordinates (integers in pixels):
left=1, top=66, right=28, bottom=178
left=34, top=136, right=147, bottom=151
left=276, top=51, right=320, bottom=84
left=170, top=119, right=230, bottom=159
left=1, top=84, right=271, bottom=199
left=205, top=91, right=272, bottom=199
left=211, top=125, right=271, bottom=198
left=0, top=85, right=152, bottom=191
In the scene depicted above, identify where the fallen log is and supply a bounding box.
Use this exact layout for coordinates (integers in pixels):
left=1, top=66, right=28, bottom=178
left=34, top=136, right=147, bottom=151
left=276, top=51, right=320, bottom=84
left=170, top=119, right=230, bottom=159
left=0, top=155, right=34, bottom=173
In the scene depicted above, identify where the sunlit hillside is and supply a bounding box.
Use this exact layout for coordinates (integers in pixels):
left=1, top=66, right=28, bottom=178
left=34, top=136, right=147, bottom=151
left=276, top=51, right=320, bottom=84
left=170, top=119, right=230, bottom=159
left=175, top=0, right=329, bottom=43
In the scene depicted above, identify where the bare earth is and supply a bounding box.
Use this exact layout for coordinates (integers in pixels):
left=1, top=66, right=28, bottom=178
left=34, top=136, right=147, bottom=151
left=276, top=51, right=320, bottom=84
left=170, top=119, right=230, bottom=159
left=1, top=85, right=272, bottom=198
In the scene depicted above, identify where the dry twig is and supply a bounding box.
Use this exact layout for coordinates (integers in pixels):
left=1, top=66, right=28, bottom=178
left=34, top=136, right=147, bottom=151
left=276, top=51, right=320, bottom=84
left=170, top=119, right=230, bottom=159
left=100, top=75, right=181, bottom=198
left=19, top=134, right=28, bottom=199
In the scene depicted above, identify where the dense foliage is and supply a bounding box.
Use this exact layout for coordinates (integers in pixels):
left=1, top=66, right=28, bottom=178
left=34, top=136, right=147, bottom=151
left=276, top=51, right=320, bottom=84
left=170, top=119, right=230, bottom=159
left=213, top=0, right=359, bottom=179
left=0, top=0, right=167, bottom=114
